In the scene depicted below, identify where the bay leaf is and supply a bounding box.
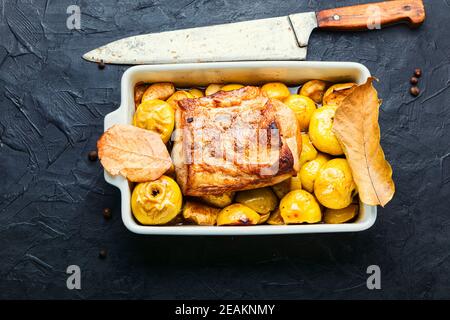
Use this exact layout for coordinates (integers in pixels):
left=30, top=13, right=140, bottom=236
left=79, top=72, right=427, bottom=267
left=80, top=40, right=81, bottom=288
left=332, top=78, right=395, bottom=207
left=97, top=124, right=172, bottom=182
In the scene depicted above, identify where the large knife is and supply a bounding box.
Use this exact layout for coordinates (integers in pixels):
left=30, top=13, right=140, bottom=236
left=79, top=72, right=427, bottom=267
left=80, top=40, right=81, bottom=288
left=83, top=0, right=425, bottom=64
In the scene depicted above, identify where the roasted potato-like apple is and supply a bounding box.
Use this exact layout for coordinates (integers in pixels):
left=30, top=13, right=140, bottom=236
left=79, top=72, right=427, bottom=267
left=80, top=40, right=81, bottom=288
left=258, top=212, right=270, bottom=224
left=142, top=83, right=175, bottom=102
left=284, top=94, right=316, bottom=131
left=272, top=175, right=302, bottom=198
left=134, top=83, right=149, bottom=106
left=322, top=83, right=357, bottom=106
left=324, top=204, right=358, bottom=224
left=133, top=99, right=175, bottom=143
left=299, top=153, right=330, bottom=193
left=221, top=84, right=244, bottom=91
left=183, top=201, right=220, bottom=226
left=217, top=204, right=260, bottom=226
left=188, top=88, right=204, bottom=98
left=261, top=82, right=290, bottom=101
left=280, top=190, right=321, bottom=224
left=309, top=105, right=343, bottom=156
left=314, top=158, right=356, bottom=209
left=205, top=84, right=223, bottom=96
left=166, top=91, right=194, bottom=110
left=299, top=133, right=318, bottom=166
left=299, top=80, right=328, bottom=104
left=200, top=192, right=235, bottom=208
left=131, top=176, right=182, bottom=225
left=235, top=187, right=278, bottom=214
left=271, top=179, right=291, bottom=199
left=267, top=208, right=285, bottom=225
left=289, top=175, right=302, bottom=191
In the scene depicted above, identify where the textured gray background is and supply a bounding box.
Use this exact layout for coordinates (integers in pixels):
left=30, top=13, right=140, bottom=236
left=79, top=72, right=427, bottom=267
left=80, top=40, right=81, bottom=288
left=0, top=0, right=449, bottom=299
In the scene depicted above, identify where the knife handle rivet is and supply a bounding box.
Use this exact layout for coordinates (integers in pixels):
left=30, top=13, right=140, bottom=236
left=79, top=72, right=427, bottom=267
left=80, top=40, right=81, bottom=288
left=333, top=14, right=340, bottom=21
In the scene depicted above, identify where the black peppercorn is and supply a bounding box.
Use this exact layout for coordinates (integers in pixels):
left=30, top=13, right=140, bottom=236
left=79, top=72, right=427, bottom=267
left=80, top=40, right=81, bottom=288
left=99, top=249, right=107, bottom=259
left=103, top=208, right=112, bottom=220
left=414, top=68, right=422, bottom=78
left=410, top=86, right=420, bottom=96
left=98, top=60, right=105, bottom=70
left=88, top=150, right=98, bottom=161
left=410, top=76, right=419, bottom=85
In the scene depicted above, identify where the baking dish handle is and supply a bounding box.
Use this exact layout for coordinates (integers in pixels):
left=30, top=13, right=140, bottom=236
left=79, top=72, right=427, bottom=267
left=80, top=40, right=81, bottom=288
left=103, top=106, right=130, bottom=187
left=104, top=106, right=129, bottom=130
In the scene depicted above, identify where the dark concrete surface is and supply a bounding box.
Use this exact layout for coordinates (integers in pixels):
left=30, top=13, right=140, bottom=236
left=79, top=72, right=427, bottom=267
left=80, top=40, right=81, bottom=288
left=0, top=0, right=449, bottom=299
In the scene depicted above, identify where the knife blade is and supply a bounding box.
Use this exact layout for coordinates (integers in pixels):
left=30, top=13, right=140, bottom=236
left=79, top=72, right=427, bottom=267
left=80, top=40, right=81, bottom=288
left=83, top=0, right=425, bottom=65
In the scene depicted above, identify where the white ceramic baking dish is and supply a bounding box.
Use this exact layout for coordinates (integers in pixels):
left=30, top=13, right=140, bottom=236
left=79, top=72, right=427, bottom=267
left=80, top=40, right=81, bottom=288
left=104, top=61, right=376, bottom=235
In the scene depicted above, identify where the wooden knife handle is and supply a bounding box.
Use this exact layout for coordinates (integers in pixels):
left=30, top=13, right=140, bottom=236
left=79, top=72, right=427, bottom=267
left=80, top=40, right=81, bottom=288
left=316, top=0, right=425, bottom=31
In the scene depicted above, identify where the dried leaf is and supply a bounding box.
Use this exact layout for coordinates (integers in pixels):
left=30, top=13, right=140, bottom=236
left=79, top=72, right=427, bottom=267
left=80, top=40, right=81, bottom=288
left=97, top=124, right=172, bottom=182
left=332, top=78, right=395, bottom=207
